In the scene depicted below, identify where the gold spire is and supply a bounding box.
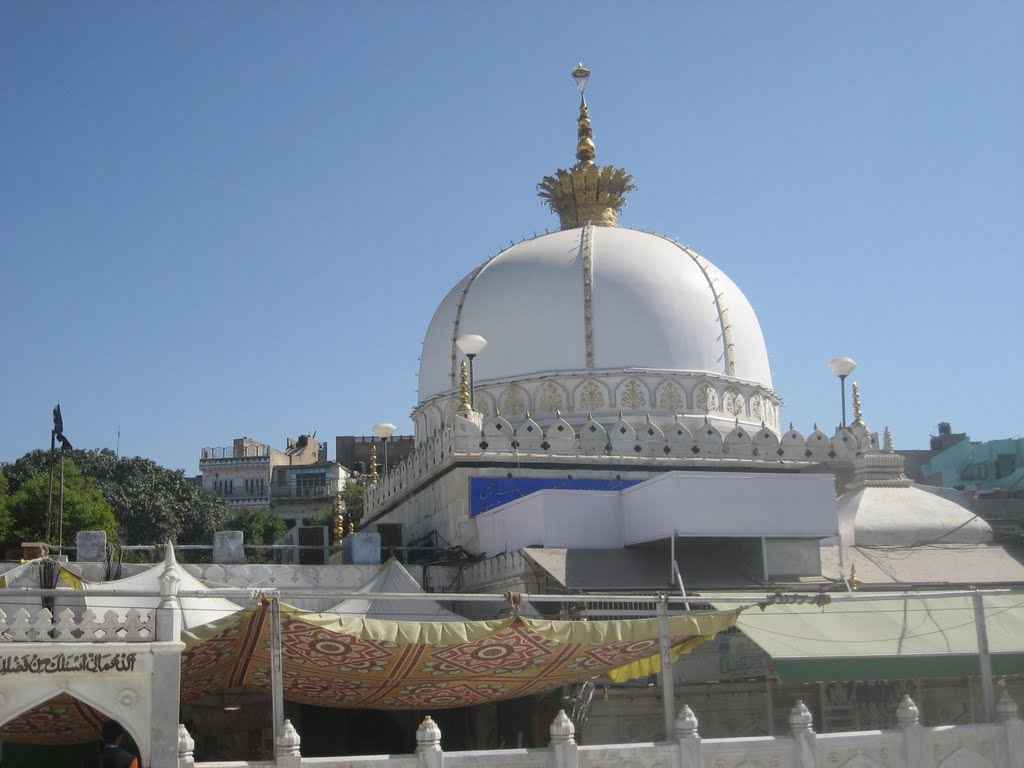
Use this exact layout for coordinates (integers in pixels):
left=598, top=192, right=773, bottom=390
left=457, top=359, right=473, bottom=415
left=852, top=382, right=864, bottom=427
left=368, top=442, right=379, bottom=484
left=538, top=63, right=635, bottom=230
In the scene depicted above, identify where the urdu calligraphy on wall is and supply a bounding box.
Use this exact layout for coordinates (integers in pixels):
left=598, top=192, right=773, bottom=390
left=0, top=652, right=138, bottom=675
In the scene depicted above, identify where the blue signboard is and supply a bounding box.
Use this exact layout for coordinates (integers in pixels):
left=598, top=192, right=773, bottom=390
left=469, top=476, right=640, bottom=517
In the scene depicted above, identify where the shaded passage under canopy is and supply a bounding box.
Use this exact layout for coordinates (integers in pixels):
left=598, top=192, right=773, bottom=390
left=708, top=592, right=1024, bottom=682
left=183, top=602, right=739, bottom=710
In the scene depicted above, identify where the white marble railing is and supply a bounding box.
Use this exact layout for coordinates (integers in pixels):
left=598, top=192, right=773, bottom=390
left=0, top=607, right=153, bottom=642
left=365, top=415, right=888, bottom=518
left=184, top=690, right=1024, bottom=768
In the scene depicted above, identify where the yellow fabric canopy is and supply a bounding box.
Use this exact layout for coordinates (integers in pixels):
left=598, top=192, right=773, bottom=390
left=182, top=602, right=739, bottom=709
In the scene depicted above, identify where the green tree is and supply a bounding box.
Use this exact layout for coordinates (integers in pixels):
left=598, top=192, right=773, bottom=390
left=0, top=473, right=12, bottom=543
left=5, top=459, right=117, bottom=545
left=225, top=506, right=286, bottom=548
left=2, top=449, right=228, bottom=545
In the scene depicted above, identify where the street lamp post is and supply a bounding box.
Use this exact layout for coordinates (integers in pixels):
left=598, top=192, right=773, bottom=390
left=455, top=334, right=488, bottom=410
left=372, top=422, right=397, bottom=476
left=828, top=357, right=858, bottom=428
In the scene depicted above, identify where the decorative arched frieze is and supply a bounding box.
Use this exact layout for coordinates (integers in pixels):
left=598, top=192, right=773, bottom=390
left=693, top=382, right=720, bottom=414
left=724, top=423, right=753, bottom=458
left=499, top=385, right=530, bottom=419
left=574, top=378, right=610, bottom=412
left=484, top=413, right=515, bottom=451
left=514, top=413, right=544, bottom=453
left=474, top=390, right=496, bottom=418
left=749, top=394, right=763, bottom=422
left=753, top=425, right=781, bottom=458
left=640, top=414, right=668, bottom=457
left=615, top=378, right=650, bottom=410
left=666, top=415, right=695, bottom=455
left=831, top=428, right=858, bottom=461
left=546, top=411, right=577, bottom=454
left=779, top=425, right=805, bottom=459
left=579, top=414, right=609, bottom=455
left=536, top=380, right=568, bottom=414
left=805, top=425, right=831, bottom=461
left=654, top=379, right=686, bottom=412
left=609, top=412, right=639, bottom=456
left=723, top=388, right=745, bottom=419
left=696, top=419, right=725, bottom=457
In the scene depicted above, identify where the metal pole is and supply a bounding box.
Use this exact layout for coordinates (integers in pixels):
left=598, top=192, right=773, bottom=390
left=468, top=354, right=476, bottom=410
left=270, top=596, right=285, bottom=750
left=840, top=375, right=848, bottom=428
left=972, top=590, right=994, bottom=721
left=657, top=594, right=675, bottom=740
left=46, top=432, right=55, bottom=543
left=58, top=452, right=65, bottom=555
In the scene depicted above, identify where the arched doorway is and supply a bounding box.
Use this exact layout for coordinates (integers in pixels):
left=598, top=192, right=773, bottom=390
left=0, top=693, right=141, bottom=767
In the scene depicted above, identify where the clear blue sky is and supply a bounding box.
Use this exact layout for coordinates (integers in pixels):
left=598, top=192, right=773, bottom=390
left=2, top=2, right=1020, bottom=473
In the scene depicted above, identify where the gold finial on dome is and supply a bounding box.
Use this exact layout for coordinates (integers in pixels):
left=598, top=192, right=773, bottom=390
left=457, top=359, right=473, bottom=415
left=852, top=382, right=865, bottom=427
left=368, top=442, right=379, bottom=484
left=538, top=63, right=635, bottom=230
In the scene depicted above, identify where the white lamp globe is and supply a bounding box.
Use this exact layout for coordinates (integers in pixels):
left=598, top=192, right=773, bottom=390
left=372, top=422, right=397, bottom=439
left=828, top=357, right=857, bottom=378
left=455, top=334, right=488, bottom=356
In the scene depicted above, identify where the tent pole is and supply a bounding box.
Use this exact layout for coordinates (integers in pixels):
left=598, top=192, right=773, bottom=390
left=657, top=594, right=675, bottom=739
left=270, top=596, right=285, bottom=750
left=972, top=590, right=994, bottom=721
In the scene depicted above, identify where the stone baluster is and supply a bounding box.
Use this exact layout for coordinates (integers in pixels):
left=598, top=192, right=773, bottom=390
left=99, top=609, right=122, bottom=642
left=274, top=718, right=301, bottom=768
left=789, top=700, right=815, bottom=768
left=548, top=710, right=578, bottom=768
left=416, top=715, right=443, bottom=768
left=897, top=694, right=926, bottom=767
left=176, top=723, right=195, bottom=768
left=29, top=607, right=54, bottom=641
left=674, top=705, right=702, bottom=768
left=79, top=609, right=99, bottom=641
left=124, top=608, right=147, bottom=640
left=996, top=681, right=1024, bottom=768
left=0, top=608, right=8, bottom=638
left=10, top=608, right=33, bottom=641
left=53, top=608, right=78, bottom=641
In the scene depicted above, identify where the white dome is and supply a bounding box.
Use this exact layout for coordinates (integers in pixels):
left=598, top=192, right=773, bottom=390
left=418, top=226, right=773, bottom=403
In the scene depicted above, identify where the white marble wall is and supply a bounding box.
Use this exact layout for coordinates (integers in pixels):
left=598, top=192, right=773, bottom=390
left=184, top=692, right=1024, bottom=768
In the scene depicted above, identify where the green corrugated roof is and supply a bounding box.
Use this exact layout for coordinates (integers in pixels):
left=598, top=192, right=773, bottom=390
left=706, top=592, right=1024, bottom=682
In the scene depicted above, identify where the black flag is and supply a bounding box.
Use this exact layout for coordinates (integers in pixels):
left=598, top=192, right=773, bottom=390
left=52, top=403, right=72, bottom=451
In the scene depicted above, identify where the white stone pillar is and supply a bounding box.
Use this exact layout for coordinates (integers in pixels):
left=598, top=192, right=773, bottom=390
left=274, top=719, right=301, bottom=768
left=789, top=700, right=816, bottom=768
left=417, top=716, right=443, bottom=768
left=996, top=682, right=1024, bottom=768
left=151, top=644, right=185, bottom=768
left=674, top=705, right=702, bottom=768
left=897, top=694, right=926, bottom=768
left=177, top=724, right=195, bottom=768
left=548, top=710, right=578, bottom=768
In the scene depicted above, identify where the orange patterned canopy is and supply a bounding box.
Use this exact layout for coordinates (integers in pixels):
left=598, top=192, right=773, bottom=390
left=181, top=601, right=740, bottom=710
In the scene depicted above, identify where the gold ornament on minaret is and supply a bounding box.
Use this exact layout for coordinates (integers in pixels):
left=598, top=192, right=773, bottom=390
left=537, top=63, right=636, bottom=230
left=368, top=442, right=379, bottom=484
left=457, top=359, right=473, bottom=416
left=851, top=381, right=865, bottom=427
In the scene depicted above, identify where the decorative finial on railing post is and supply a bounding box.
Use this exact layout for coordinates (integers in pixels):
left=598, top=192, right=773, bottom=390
left=674, top=705, right=703, bottom=768
left=789, top=700, right=815, bottom=768
left=177, top=723, right=195, bottom=768
left=896, top=694, right=926, bottom=766
left=157, top=540, right=183, bottom=642
left=549, top=710, right=578, bottom=768
left=851, top=381, right=865, bottom=427
left=896, top=694, right=920, bottom=728
left=883, top=426, right=894, bottom=452
left=274, top=718, right=302, bottom=767
left=416, top=716, right=443, bottom=768
left=996, top=680, right=1020, bottom=722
